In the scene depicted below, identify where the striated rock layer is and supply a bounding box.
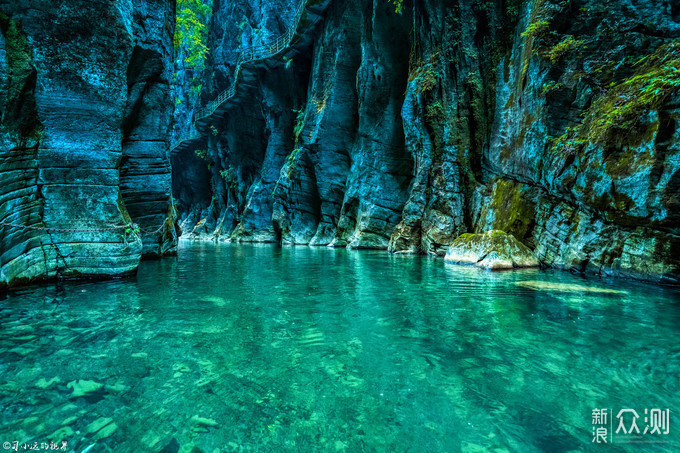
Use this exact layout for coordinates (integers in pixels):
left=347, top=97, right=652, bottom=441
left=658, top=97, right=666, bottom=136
left=0, top=0, right=177, bottom=289
left=173, top=0, right=680, bottom=284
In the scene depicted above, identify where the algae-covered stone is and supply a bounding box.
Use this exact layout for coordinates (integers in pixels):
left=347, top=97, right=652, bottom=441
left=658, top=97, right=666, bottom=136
left=445, top=230, right=539, bottom=270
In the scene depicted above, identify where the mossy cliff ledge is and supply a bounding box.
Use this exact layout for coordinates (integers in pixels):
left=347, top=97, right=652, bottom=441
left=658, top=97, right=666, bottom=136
left=0, top=0, right=177, bottom=288
left=445, top=230, right=539, bottom=270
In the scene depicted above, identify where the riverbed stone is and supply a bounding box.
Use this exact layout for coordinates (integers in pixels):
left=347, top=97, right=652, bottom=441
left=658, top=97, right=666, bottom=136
left=66, top=379, right=104, bottom=398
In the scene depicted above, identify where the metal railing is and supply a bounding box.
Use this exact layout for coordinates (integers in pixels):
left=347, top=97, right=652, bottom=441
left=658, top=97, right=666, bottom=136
left=194, top=0, right=308, bottom=121
left=169, top=127, right=201, bottom=153
left=169, top=0, right=310, bottom=154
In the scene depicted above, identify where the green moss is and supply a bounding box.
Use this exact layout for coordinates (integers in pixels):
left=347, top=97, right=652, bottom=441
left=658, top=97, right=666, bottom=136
left=500, top=113, right=536, bottom=161
left=604, top=147, right=653, bottom=178
left=546, top=36, right=584, bottom=63
left=520, top=20, right=550, bottom=40
left=484, top=179, right=537, bottom=242
left=0, top=12, right=42, bottom=140
left=425, top=101, right=445, bottom=161
left=612, top=191, right=635, bottom=212
left=194, top=149, right=209, bottom=161
left=284, top=147, right=302, bottom=179
left=552, top=42, right=680, bottom=157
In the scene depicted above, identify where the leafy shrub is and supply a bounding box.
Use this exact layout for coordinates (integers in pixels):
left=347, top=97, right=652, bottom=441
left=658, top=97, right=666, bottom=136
left=195, top=149, right=209, bottom=161
left=547, top=36, right=584, bottom=63
left=293, top=108, right=305, bottom=143
left=174, top=0, right=213, bottom=71
left=552, top=42, right=680, bottom=154
left=220, top=166, right=238, bottom=190
left=520, top=20, right=550, bottom=40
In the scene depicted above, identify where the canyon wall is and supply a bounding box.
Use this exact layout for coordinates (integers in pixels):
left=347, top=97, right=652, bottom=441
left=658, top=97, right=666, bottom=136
left=174, top=0, right=680, bottom=283
left=0, top=0, right=177, bottom=289
left=1, top=0, right=678, bottom=287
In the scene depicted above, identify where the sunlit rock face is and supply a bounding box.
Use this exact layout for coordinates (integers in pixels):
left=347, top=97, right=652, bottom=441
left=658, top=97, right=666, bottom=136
left=0, top=0, right=176, bottom=288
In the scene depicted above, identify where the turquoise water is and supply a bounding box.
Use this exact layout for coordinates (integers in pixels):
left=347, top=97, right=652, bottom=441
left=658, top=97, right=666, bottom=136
left=1, top=242, right=679, bottom=452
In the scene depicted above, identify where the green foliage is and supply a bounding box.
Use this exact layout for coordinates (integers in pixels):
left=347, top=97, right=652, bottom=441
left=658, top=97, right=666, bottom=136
left=285, top=147, right=302, bottom=179
left=409, top=55, right=439, bottom=95
left=547, top=36, right=584, bottom=63
left=425, top=102, right=445, bottom=125
left=386, top=0, right=403, bottom=14
left=220, top=166, right=238, bottom=190
left=174, top=0, right=212, bottom=71
left=553, top=42, right=680, bottom=155
left=121, top=225, right=141, bottom=250
left=540, top=81, right=562, bottom=95
left=210, top=125, right=218, bottom=136
left=505, top=0, right=521, bottom=22
left=293, top=108, right=305, bottom=143
left=195, top=149, right=209, bottom=161
left=550, top=128, right=585, bottom=156
left=520, top=20, right=550, bottom=40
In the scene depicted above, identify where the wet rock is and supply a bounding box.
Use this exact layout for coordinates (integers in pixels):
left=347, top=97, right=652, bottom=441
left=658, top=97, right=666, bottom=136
left=167, top=0, right=680, bottom=283
left=0, top=0, right=176, bottom=289
left=445, top=230, right=539, bottom=270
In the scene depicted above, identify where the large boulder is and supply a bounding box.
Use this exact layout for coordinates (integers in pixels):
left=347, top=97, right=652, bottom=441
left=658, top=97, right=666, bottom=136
left=444, top=230, right=539, bottom=270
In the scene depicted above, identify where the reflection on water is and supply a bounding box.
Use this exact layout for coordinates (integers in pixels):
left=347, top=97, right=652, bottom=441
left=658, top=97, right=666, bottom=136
left=0, top=242, right=679, bottom=452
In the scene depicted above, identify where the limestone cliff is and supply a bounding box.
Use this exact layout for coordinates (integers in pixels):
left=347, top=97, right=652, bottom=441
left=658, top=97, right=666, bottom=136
left=0, top=0, right=177, bottom=289
left=174, top=0, right=680, bottom=283
left=2, top=0, right=678, bottom=287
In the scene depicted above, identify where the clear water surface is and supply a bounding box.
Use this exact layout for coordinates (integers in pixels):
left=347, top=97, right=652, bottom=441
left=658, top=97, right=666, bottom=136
left=1, top=242, right=679, bottom=452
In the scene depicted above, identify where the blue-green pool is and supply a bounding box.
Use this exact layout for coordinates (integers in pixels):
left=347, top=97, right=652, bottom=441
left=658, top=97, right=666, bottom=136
left=1, top=243, right=679, bottom=452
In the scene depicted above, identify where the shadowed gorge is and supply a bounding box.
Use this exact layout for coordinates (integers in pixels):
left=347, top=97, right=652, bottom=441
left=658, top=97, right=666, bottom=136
left=0, top=0, right=679, bottom=286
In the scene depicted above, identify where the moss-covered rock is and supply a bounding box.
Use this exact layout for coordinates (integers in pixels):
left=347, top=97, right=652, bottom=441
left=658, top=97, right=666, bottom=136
left=445, top=230, right=539, bottom=270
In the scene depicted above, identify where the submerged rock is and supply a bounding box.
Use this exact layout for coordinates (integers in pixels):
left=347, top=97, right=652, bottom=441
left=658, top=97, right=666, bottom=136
left=516, top=280, right=627, bottom=295
left=444, top=230, right=539, bottom=270
left=66, top=379, right=104, bottom=398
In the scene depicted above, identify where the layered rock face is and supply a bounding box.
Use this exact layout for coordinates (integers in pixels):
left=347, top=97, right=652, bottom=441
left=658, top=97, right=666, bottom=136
left=174, top=0, right=680, bottom=283
left=0, top=0, right=177, bottom=288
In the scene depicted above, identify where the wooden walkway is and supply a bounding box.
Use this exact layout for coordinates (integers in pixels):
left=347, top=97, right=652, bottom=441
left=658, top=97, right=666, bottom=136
left=169, top=0, right=331, bottom=156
